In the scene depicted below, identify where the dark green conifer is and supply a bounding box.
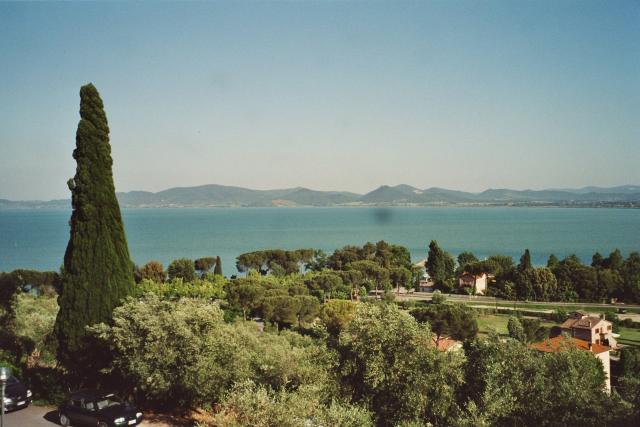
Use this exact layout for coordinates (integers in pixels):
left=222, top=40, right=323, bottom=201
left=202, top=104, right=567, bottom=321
left=518, top=249, right=532, bottom=271
left=54, top=84, right=134, bottom=371
left=214, top=256, right=223, bottom=276
left=426, top=240, right=455, bottom=286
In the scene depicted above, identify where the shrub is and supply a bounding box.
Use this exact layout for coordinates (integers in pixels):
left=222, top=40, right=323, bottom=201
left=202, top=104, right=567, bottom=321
left=431, top=290, right=447, bottom=304
left=134, top=277, right=226, bottom=300
left=167, top=258, right=197, bottom=281
left=14, top=294, right=59, bottom=365
left=212, top=381, right=373, bottom=427
left=91, top=295, right=334, bottom=411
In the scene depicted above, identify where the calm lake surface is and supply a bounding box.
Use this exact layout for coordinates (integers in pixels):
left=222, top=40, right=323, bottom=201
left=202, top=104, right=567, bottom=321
left=1, top=207, right=639, bottom=274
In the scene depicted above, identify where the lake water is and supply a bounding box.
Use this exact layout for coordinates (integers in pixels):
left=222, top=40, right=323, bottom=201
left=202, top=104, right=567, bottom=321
left=1, top=207, right=639, bottom=274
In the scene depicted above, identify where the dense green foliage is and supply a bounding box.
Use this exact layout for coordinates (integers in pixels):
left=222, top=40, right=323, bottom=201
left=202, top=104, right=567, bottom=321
left=134, top=277, right=226, bottom=300
left=410, top=304, right=479, bottom=344
left=327, top=241, right=412, bottom=271
left=236, top=249, right=317, bottom=275
left=136, top=260, right=165, bottom=283
left=54, top=84, right=135, bottom=373
left=617, top=347, right=640, bottom=424
left=91, top=295, right=334, bottom=410
left=0, top=270, right=62, bottom=394
left=211, top=381, right=373, bottom=427
left=461, top=337, right=629, bottom=426
left=0, top=270, right=60, bottom=330
left=336, top=304, right=463, bottom=426
left=229, top=241, right=640, bottom=304
left=426, top=240, right=456, bottom=290
left=518, top=248, right=532, bottom=271
left=195, top=257, right=217, bottom=276
left=455, top=248, right=640, bottom=303
left=14, top=294, right=59, bottom=365
left=507, top=316, right=526, bottom=342
left=224, top=273, right=323, bottom=327
left=167, top=257, right=197, bottom=281
left=214, top=255, right=223, bottom=276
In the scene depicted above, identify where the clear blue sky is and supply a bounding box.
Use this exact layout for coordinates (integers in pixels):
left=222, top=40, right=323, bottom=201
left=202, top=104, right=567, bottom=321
left=1, top=1, right=638, bottom=200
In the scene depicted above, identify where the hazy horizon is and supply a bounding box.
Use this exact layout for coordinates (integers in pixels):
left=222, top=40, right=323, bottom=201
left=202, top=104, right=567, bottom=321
left=1, top=1, right=639, bottom=200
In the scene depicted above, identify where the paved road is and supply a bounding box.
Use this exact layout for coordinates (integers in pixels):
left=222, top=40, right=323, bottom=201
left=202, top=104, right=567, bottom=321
left=2, top=405, right=60, bottom=427
left=2, top=405, right=173, bottom=427
left=397, top=292, right=640, bottom=310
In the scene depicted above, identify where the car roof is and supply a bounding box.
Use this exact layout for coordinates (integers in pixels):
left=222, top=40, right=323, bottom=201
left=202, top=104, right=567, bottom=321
left=69, top=390, right=117, bottom=400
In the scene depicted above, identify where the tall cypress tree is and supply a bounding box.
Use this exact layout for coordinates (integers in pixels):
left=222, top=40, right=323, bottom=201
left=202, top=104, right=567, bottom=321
left=426, top=240, right=455, bottom=285
left=518, top=249, right=532, bottom=271
left=214, top=255, right=223, bottom=276
left=54, top=84, right=134, bottom=371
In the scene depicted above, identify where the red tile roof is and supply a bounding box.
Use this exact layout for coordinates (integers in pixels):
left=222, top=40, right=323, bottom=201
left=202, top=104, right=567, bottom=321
left=560, top=316, right=607, bottom=330
left=431, top=336, right=462, bottom=352
left=530, top=336, right=610, bottom=355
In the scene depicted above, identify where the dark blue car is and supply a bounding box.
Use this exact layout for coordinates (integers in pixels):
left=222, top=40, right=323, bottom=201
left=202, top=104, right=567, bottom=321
left=2, top=375, right=32, bottom=411
left=58, top=390, right=143, bottom=427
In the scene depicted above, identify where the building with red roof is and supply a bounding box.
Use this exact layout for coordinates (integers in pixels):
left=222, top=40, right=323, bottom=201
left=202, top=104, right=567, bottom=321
left=531, top=335, right=611, bottom=392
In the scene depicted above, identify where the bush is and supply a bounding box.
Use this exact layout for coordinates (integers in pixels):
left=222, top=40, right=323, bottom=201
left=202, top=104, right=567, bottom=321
left=552, top=308, right=568, bottom=323
left=0, top=351, right=22, bottom=378
left=91, top=295, right=334, bottom=411
left=167, top=258, right=197, bottom=282
left=397, top=300, right=417, bottom=310
left=22, top=366, right=67, bottom=405
left=212, top=381, right=373, bottom=427
left=14, top=294, right=59, bottom=365
left=338, top=304, right=462, bottom=425
left=431, top=290, right=447, bottom=304
left=134, top=277, right=226, bottom=300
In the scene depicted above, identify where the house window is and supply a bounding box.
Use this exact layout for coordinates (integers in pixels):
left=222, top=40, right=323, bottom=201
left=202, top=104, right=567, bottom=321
left=595, top=328, right=599, bottom=333
left=608, top=325, right=612, bottom=331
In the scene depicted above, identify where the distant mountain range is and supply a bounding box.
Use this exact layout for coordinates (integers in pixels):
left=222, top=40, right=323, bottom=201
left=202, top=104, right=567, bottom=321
left=2, top=184, right=640, bottom=209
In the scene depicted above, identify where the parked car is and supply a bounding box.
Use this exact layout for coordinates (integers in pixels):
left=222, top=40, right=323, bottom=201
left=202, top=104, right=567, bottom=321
left=2, top=375, right=32, bottom=412
left=58, top=390, right=143, bottom=427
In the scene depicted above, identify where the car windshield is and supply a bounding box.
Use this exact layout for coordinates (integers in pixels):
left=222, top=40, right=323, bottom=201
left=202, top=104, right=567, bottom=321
left=7, top=376, right=19, bottom=385
left=95, top=395, right=122, bottom=410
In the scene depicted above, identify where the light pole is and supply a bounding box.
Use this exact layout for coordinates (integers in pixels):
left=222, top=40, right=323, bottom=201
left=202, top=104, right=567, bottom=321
left=0, top=366, right=10, bottom=427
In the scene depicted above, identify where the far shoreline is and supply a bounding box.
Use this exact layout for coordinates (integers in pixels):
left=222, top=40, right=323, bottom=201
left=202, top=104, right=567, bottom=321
left=2, top=203, right=640, bottom=210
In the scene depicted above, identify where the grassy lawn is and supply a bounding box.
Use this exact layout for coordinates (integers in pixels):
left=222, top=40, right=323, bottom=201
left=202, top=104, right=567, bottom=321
left=618, top=327, right=640, bottom=347
left=476, top=314, right=510, bottom=335
left=463, top=301, right=640, bottom=315
left=476, top=313, right=559, bottom=337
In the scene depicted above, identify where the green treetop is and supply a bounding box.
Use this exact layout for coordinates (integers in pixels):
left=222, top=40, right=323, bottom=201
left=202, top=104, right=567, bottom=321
left=426, top=240, right=455, bottom=286
left=518, top=249, right=532, bottom=271
left=214, top=255, right=223, bottom=276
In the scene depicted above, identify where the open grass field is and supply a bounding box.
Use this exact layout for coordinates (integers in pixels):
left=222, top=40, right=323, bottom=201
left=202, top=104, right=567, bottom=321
left=476, top=314, right=510, bottom=335
left=464, top=301, right=640, bottom=314
left=475, top=313, right=558, bottom=337
left=618, top=327, right=640, bottom=347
